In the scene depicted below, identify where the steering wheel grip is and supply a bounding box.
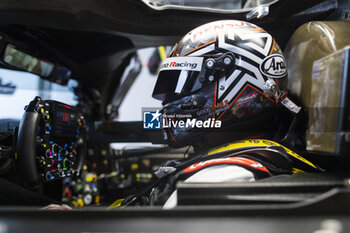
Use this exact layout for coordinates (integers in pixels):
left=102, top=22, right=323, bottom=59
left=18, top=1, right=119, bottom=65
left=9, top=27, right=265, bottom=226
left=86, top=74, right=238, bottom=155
left=17, top=103, right=40, bottom=188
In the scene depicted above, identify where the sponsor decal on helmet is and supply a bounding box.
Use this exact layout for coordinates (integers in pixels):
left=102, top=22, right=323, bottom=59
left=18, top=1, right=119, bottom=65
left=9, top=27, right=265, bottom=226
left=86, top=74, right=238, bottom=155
left=191, top=20, right=247, bottom=42
left=260, top=54, right=287, bottom=78
left=159, top=57, right=203, bottom=71
left=236, top=92, right=257, bottom=106
left=195, top=100, right=229, bottom=116
left=210, top=100, right=229, bottom=111
left=196, top=108, right=212, bottom=116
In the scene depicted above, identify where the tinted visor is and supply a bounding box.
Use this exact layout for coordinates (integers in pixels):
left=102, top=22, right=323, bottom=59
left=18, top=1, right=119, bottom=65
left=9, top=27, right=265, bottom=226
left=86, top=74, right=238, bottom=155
left=152, top=56, right=204, bottom=101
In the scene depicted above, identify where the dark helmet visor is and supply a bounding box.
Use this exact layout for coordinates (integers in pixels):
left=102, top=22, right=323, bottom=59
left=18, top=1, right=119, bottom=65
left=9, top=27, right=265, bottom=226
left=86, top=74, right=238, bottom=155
left=152, top=57, right=204, bottom=101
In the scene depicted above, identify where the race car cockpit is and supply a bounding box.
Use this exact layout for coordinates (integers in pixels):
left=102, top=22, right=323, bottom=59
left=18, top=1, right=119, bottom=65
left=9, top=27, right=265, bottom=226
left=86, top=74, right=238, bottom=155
left=0, top=0, right=350, bottom=232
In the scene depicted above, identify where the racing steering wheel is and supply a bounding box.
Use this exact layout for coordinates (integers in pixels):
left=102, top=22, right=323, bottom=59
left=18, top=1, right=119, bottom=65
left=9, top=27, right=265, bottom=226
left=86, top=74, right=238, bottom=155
left=16, top=96, right=86, bottom=187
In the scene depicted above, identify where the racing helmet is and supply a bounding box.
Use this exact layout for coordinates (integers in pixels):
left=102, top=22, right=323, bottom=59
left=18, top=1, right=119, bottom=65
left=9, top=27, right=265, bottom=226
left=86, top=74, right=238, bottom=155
left=152, top=20, right=290, bottom=149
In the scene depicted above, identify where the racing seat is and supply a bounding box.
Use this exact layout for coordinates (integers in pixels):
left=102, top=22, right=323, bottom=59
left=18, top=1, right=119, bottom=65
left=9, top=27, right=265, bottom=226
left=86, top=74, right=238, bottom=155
left=284, top=21, right=350, bottom=157
left=284, top=21, right=350, bottom=108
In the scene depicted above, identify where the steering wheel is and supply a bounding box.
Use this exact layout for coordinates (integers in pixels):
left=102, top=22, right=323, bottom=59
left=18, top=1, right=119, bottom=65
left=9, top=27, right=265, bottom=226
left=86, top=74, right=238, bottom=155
left=16, top=96, right=86, bottom=187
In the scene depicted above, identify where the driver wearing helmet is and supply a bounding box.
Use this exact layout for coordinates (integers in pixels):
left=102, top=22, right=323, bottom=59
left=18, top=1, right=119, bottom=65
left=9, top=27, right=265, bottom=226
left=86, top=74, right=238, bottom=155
left=149, top=20, right=322, bottom=208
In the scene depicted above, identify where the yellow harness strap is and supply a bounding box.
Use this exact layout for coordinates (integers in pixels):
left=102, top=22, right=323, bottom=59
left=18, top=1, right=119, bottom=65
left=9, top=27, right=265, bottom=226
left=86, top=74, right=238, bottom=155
left=208, top=139, right=317, bottom=169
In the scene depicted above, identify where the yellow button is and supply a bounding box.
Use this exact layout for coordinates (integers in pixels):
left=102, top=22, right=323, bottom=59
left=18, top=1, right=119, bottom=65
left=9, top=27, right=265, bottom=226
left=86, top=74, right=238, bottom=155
left=77, top=198, right=84, bottom=207
left=95, top=195, right=100, bottom=204
left=41, top=108, right=44, bottom=113
left=86, top=176, right=94, bottom=182
left=71, top=200, right=77, bottom=207
left=131, top=163, right=139, bottom=170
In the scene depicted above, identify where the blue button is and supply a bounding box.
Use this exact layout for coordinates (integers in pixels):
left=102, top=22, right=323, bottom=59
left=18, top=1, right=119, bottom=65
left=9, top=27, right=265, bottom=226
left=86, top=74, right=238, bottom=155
left=49, top=141, right=53, bottom=144
left=49, top=126, right=52, bottom=130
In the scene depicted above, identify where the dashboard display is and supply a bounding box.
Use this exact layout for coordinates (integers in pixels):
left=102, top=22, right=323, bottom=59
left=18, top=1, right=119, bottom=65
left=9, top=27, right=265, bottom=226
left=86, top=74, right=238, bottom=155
left=53, top=106, right=76, bottom=138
